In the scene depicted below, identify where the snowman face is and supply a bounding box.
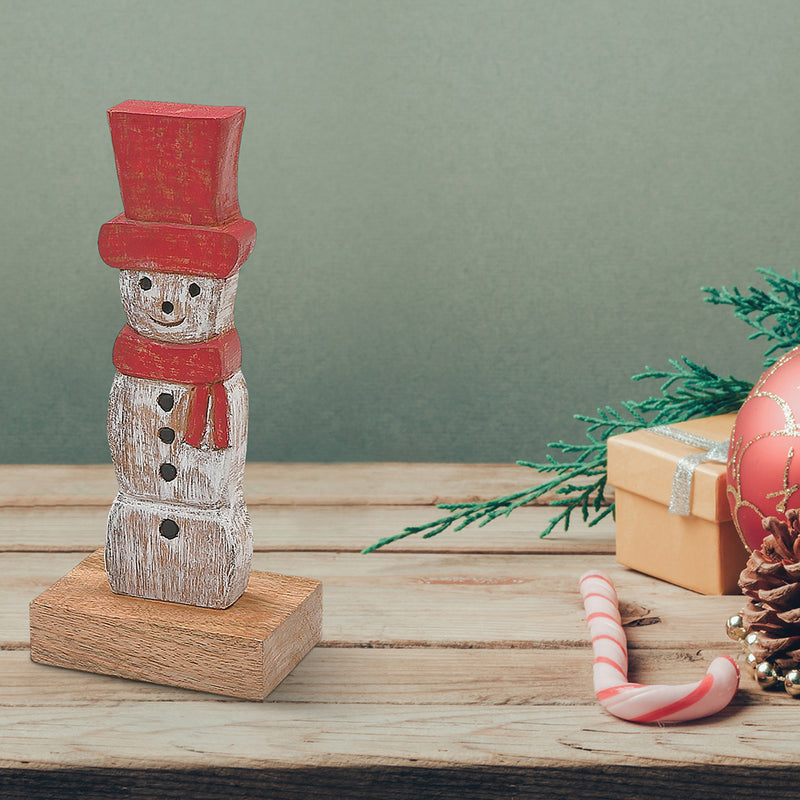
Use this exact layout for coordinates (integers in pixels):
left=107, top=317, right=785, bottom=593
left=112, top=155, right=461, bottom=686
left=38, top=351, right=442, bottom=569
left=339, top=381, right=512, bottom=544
left=119, top=270, right=239, bottom=343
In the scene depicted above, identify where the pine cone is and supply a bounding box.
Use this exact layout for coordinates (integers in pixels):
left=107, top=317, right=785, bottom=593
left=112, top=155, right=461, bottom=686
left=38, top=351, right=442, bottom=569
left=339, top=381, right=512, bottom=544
left=739, top=509, right=800, bottom=671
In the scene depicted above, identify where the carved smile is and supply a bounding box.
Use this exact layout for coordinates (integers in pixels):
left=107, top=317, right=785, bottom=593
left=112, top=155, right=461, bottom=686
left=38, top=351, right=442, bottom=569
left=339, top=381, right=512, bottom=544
left=148, top=314, right=187, bottom=327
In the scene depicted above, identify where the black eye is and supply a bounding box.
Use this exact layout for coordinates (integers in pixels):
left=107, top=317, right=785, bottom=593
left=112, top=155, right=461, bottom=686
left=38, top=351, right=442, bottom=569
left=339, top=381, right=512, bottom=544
left=139, top=277, right=152, bottom=290
left=188, top=283, right=201, bottom=297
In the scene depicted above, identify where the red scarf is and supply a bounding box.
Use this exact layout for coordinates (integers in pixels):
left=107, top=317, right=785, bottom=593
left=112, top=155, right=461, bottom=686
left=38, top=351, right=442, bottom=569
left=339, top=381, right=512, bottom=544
left=112, top=324, right=242, bottom=449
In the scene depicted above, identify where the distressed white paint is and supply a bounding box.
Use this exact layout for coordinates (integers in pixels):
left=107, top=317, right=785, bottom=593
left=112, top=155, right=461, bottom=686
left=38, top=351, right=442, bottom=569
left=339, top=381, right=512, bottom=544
left=107, top=372, right=248, bottom=507
left=119, top=271, right=239, bottom=343
left=107, top=267, right=252, bottom=609
left=106, top=493, right=251, bottom=609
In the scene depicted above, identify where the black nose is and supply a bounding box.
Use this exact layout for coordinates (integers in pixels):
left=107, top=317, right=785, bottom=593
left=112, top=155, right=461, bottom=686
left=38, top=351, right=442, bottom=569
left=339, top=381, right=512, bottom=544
left=161, top=301, right=174, bottom=314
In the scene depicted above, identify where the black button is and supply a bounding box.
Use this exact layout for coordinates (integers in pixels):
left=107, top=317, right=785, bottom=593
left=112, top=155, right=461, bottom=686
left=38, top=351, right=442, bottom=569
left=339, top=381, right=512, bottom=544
left=159, top=463, right=177, bottom=482
left=159, top=519, right=179, bottom=539
left=157, top=393, right=174, bottom=412
left=158, top=427, right=176, bottom=444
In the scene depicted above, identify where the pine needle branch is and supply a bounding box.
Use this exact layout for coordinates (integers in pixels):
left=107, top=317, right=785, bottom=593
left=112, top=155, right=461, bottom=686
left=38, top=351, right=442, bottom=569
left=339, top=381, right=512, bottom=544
left=361, top=358, right=753, bottom=553
left=703, top=267, right=800, bottom=365
left=362, top=269, right=800, bottom=553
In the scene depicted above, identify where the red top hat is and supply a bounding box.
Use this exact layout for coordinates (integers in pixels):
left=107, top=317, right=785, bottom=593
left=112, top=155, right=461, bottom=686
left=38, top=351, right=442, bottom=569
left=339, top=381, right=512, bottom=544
left=98, top=100, right=256, bottom=278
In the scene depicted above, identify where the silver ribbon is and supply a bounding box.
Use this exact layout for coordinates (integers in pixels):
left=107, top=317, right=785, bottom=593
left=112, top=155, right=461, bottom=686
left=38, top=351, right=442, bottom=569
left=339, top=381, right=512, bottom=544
left=648, top=425, right=729, bottom=516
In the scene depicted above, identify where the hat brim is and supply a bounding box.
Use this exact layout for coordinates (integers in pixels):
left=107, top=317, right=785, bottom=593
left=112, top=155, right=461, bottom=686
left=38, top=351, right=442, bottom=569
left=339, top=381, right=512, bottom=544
left=99, top=215, right=256, bottom=278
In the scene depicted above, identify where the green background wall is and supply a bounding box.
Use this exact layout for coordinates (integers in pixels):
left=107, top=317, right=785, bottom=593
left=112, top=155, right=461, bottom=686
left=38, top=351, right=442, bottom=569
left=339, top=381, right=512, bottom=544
left=1, top=0, right=795, bottom=464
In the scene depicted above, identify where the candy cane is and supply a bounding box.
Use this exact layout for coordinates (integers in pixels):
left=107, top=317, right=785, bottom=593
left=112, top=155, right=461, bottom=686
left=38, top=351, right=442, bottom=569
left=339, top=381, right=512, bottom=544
left=579, top=571, right=739, bottom=723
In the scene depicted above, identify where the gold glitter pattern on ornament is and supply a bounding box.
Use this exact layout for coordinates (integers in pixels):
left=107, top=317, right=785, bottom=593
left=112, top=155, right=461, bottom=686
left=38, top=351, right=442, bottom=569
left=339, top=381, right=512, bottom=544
left=752, top=390, right=800, bottom=433
left=726, top=347, right=800, bottom=552
left=766, top=447, right=800, bottom=513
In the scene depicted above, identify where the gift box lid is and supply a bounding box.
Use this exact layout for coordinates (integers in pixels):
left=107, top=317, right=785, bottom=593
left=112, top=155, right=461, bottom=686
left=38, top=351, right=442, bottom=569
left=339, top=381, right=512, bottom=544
left=607, top=413, right=736, bottom=523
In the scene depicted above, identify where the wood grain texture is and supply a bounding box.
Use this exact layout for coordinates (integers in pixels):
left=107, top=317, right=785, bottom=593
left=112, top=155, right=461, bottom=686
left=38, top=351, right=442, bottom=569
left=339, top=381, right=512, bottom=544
left=4, top=646, right=779, bottom=707
left=108, top=372, right=248, bottom=506
left=0, top=464, right=768, bottom=800
left=0, top=462, right=612, bottom=507
left=30, top=550, right=321, bottom=700
left=0, top=765, right=785, bottom=800
left=107, top=276, right=250, bottom=607
left=106, top=369, right=252, bottom=607
left=5, top=551, right=743, bottom=649
left=105, top=494, right=251, bottom=607
left=0, top=702, right=790, bottom=770
left=0, top=505, right=616, bottom=553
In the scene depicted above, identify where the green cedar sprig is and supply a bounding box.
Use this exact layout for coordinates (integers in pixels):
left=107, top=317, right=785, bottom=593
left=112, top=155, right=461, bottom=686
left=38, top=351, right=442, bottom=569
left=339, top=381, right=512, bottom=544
left=703, top=267, right=800, bottom=366
left=362, top=268, right=800, bottom=553
left=361, top=358, right=753, bottom=552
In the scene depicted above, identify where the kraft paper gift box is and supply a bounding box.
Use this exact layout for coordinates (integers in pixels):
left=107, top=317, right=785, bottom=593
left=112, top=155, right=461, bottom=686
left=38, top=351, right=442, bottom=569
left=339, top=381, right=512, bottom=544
left=607, top=413, right=749, bottom=595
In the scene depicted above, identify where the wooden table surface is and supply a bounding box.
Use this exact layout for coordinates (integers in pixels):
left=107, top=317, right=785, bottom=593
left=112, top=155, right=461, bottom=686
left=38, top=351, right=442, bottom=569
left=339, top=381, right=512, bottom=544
left=0, top=464, right=789, bottom=799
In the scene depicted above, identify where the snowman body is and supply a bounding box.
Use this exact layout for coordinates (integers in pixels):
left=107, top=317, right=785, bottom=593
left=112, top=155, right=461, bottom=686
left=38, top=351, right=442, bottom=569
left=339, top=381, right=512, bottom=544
left=108, top=371, right=247, bottom=507
left=99, top=101, right=257, bottom=609
left=106, top=270, right=252, bottom=608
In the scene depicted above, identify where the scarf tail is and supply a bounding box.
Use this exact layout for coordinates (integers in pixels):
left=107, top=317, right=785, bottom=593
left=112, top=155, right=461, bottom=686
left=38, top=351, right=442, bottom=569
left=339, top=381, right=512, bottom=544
left=185, top=385, right=210, bottom=448
left=184, top=383, right=230, bottom=450
left=211, top=382, right=230, bottom=449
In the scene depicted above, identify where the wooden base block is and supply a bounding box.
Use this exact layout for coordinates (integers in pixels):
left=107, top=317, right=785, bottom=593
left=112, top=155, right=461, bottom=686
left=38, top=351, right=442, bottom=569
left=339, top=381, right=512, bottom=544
left=29, top=549, right=322, bottom=700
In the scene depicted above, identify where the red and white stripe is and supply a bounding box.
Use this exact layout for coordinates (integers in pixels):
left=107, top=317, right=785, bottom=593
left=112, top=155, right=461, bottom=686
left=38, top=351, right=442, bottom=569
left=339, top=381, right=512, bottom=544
left=579, top=571, right=739, bottom=723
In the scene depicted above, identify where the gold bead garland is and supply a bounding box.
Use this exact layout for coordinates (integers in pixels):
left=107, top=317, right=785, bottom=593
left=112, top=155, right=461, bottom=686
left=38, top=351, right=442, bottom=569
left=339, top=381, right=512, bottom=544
left=727, top=613, right=800, bottom=694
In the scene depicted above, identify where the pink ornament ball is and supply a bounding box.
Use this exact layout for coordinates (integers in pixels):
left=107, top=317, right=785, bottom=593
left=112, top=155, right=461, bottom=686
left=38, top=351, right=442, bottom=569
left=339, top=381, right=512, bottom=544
left=728, top=346, right=800, bottom=552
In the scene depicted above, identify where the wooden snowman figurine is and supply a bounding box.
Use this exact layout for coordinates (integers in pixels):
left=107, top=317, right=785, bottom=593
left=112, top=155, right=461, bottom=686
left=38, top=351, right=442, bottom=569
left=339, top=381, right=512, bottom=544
left=98, top=100, right=257, bottom=609
left=29, top=100, right=321, bottom=700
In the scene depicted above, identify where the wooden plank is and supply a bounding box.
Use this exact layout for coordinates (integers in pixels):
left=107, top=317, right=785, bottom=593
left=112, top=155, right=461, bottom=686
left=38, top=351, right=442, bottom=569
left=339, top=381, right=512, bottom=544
left=0, top=763, right=786, bottom=800
left=0, top=552, right=744, bottom=650
left=0, top=505, right=615, bottom=554
left=0, top=463, right=610, bottom=507
left=0, top=701, right=795, bottom=771
left=0, top=647, right=777, bottom=708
